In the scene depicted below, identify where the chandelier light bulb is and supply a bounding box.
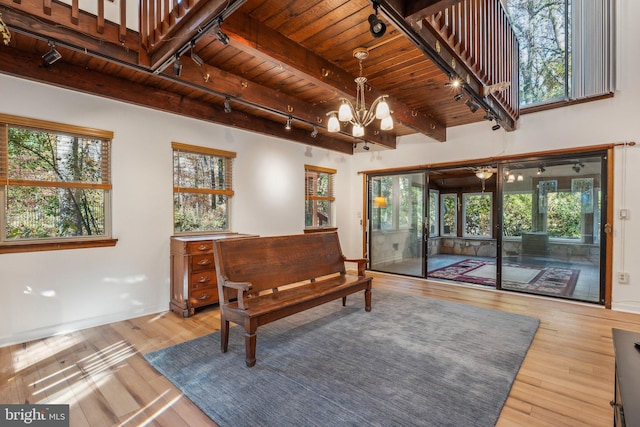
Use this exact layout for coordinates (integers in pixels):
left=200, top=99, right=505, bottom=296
left=380, top=115, right=393, bottom=131
left=375, top=99, right=390, bottom=119
left=338, top=101, right=354, bottom=122
left=352, top=124, right=365, bottom=138
left=327, top=114, right=340, bottom=133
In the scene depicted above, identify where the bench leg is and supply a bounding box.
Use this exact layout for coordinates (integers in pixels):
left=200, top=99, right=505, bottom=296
left=364, top=288, right=372, bottom=312
left=220, top=316, right=229, bottom=353
left=244, top=319, right=258, bottom=367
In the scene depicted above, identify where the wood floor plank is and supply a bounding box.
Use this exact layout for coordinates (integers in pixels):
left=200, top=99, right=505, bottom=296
left=1, top=272, right=637, bottom=426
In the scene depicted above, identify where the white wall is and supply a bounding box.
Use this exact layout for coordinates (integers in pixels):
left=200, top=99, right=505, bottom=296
left=0, top=75, right=354, bottom=346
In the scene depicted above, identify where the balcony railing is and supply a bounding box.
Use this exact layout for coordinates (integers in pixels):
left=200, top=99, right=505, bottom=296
left=425, top=0, right=520, bottom=121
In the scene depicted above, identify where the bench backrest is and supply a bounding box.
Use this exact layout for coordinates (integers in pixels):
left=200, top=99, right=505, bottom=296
left=213, top=232, right=347, bottom=297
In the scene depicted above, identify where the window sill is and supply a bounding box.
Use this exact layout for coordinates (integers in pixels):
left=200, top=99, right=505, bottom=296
left=520, top=93, right=613, bottom=115
left=0, top=238, right=118, bottom=254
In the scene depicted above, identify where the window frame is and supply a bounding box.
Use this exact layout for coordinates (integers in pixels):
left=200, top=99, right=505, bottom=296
left=172, top=142, right=235, bottom=235
left=0, top=113, right=116, bottom=253
left=507, top=0, right=615, bottom=112
left=304, top=164, right=336, bottom=229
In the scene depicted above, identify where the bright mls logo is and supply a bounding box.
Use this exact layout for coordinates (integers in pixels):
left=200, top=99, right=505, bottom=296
left=0, top=404, right=69, bottom=426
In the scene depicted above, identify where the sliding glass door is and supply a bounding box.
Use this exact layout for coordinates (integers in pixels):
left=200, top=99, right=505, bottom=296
left=366, top=152, right=606, bottom=305
left=500, top=154, right=605, bottom=303
left=368, top=172, right=425, bottom=277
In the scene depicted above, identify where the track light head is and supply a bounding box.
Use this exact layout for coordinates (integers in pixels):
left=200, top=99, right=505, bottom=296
left=173, top=54, right=182, bottom=76
left=311, top=126, right=318, bottom=138
left=216, top=28, right=229, bottom=45
left=42, top=41, right=61, bottom=66
left=190, top=42, right=204, bottom=66
left=363, top=142, right=370, bottom=151
left=285, top=115, right=292, bottom=131
left=465, top=98, right=479, bottom=113
left=454, top=93, right=464, bottom=102
left=224, top=96, right=232, bottom=113
left=492, top=122, right=501, bottom=131
left=368, top=14, right=386, bottom=38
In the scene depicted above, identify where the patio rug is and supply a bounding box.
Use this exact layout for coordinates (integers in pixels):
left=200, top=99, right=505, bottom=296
left=428, top=259, right=580, bottom=296
left=144, top=289, right=539, bottom=427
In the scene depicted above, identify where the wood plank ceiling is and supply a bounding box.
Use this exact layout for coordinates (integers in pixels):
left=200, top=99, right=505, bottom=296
left=0, top=0, right=512, bottom=154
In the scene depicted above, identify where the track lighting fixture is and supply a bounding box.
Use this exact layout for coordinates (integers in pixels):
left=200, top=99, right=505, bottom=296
left=215, top=18, right=229, bottom=45
left=224, top=96, right=232, bottom=113
left=363, top=142, right=370, bottom=151
left=42, top=41, right=61, bottom=66
left=465, top=98, right=479, bottom=113
left=310, top=126, right=318, bottom=138
left=454, top=93, right=464, bottom=102
left=172, top=54, right=182, bottom=76
left=445, top=78, right=462, bottom=89
left=537, top=166, right=546, bottom=175
left=285, top=115, right=292, bottom=131
left=368, top=1, right=386, bottom=38
left=190, top=41, right=204, bottom=66
left=572, top=162, right=585, bottom=173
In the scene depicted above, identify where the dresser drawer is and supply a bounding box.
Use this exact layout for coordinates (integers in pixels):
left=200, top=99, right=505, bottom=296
left=190, top=287, right=218, bottom=307
left=187, top=241, right=213, bottom=254
left=190, top=271, right=216, bottom=289
left=191, top=254, right=214, bottom=271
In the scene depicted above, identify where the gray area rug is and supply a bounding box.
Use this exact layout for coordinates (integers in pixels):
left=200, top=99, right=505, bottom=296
left=144, top=289, right=539, bottom=427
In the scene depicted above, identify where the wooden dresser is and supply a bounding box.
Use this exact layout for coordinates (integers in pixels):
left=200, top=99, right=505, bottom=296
left=170, top=233, right=253, bottom=317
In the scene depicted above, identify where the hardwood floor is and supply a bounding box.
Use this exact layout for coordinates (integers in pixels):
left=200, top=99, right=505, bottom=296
left=2, top=272, right=638, bottom=426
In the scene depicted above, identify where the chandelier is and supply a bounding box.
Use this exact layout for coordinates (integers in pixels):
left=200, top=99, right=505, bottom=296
left=326, top=48, right=393, bottom=138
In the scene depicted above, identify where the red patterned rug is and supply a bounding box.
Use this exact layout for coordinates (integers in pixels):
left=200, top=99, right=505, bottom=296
left=428, top=259, right=580, bottom=297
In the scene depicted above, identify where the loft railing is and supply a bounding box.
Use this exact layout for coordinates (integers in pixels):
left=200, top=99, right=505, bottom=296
left=0, top=0, right=128, bottom=42
left=139, top=0, right=199, bottom=52
left=425, top=0, right=520, bottom=121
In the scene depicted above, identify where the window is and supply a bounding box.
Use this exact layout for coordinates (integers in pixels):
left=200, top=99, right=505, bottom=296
left=0, top=114, right=113, bottom=250
left=502, top=192, right=533, bottom=237
left=305, top=165, right=335, bottom=228
left=506, top=0, right=614, bottom=107
left=440, top=194, right=457, bottom=236
left=173, top=142, right=234, bottom=233
left=463, top=193, right=493, bottom=238
left=428, top=189, right=439, bottom=237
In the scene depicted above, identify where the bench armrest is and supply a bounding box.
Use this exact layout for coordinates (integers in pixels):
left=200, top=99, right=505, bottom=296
left=343, top=257, right=368, bottom=276
left=220, top=279, right=253, bottom=310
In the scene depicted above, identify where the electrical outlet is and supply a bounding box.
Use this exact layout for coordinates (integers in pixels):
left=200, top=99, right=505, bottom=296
left=620, top=209, right=630, bottom=220
left=618, top=272, right=630, bottom=284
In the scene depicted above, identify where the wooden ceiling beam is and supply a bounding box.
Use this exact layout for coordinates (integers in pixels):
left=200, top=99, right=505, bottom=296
left=0, top=46, right=354, bottom=154
left=224, top=10, right=446, bottom=142
left=170, top=41, right=395, bottom=149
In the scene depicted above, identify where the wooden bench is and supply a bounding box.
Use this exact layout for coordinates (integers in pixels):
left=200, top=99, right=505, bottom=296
left=212, top=232, right=372, bottom=367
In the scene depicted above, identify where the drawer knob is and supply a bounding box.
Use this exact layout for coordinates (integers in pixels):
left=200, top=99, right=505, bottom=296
left=197, top=276, right=210, bottom=283
left=197, top=293, right=210, bottom=300
left=197, top=259, right=212, bottom=266
left=197, top=245, right=209, bottom=251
